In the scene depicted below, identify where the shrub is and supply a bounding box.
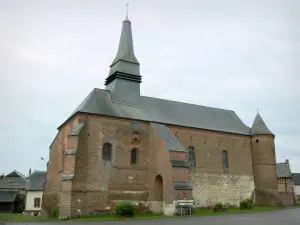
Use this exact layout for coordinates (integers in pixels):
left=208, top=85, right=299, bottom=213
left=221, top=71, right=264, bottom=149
left=213, top=203, right=227, bottom=212
left=115, top=201, right=135, bottom=217
left=239, top=198, right=253, bottom=210
left=51, top=206, right=59, bottom=218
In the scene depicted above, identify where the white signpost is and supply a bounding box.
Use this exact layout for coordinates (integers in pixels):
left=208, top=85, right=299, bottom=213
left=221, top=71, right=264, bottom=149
left=177, top=200, right=194, bottom=216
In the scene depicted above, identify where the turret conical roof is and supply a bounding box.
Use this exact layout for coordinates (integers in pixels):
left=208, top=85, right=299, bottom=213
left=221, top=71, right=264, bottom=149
left=251, top=112, right=274, bottom=136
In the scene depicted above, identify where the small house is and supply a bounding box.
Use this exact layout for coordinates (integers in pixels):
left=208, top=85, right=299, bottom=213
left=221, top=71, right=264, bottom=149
left=24, top=171, right=47, bottom=216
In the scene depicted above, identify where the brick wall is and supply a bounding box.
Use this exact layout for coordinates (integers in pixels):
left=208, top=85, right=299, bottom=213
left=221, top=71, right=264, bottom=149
left=44, top=113, right=279, bottom=217
left=251, top=135, right=278, bottom=191
left=279, top=192, right=295, bottom=206
left=169, top=125, right=255, bottom=207
left=75, top=115, right=150, bottom=215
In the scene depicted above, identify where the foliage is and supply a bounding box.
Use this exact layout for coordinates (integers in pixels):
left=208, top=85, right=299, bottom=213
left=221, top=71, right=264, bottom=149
left=14, top=194, right=25, bottom=213
left=51, top=206, right=59, bottom=218
left=115, top=201, right=135, bottom=217
left=240, top=198, right=253, bottom=210
left=213, top=203, right=227, bottom=212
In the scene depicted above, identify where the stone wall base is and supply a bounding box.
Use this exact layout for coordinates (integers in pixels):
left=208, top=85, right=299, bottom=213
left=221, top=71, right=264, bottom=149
left=254, top=189, right=283, bottom=206
left=163, top=202, right=176, bottom=216
left=279, top=192, right=295, bottom=206
left=149, top=201, right=163, bottom=214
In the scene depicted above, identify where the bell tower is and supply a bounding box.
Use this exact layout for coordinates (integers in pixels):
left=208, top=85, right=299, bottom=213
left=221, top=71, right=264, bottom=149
left=105, top=15, right=142, bottom=106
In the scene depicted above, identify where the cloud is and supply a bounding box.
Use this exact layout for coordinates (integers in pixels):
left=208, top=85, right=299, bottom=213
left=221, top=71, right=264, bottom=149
left=0, top=0, right=299, bottom=175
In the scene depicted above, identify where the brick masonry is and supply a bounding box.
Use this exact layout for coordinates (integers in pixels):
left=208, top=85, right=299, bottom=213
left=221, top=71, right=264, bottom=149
left=42, top=113, right=289, bottom=218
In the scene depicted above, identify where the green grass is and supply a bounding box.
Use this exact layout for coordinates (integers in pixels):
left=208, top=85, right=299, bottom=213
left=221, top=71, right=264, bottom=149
left=0, top=206, right=285, bottom=222
left=74, top=213, right=166, bottom=221
left=193, top=206, right=283, bottom=216
left=0, top=213, right=57, bottom=222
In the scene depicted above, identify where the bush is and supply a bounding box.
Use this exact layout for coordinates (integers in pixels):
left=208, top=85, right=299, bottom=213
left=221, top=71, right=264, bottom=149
left=14, top=194, right=25, bottom=213
left=51, top=206, right=59, bottom=218
left=115, top=201, right=135, bottom=217
left=239, top=198, right=253, bottom=210
left=213, top=203, right=227, bottom=212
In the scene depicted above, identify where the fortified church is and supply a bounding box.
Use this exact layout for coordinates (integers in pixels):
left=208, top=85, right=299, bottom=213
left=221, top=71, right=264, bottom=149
left=42, top=15, right=288, bottom=218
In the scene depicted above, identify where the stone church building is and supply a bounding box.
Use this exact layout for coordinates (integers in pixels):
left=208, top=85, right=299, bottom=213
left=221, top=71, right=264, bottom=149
left=42, top=16, right=293, bottom=218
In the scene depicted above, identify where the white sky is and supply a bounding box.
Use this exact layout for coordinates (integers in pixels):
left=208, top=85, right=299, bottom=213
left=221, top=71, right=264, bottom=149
left=0, top=0, right=299, bottom=175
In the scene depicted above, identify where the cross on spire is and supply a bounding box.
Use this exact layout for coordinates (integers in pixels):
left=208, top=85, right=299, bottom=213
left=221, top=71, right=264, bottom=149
left=126, top=2, right=129, bottom=20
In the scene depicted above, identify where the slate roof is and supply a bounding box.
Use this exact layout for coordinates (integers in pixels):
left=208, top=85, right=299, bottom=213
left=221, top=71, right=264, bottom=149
left=251, top=112, right=273, bottom=136
left=0, top=190, right=18, bottom=203
left=61, top=88, right=251, bottom=135
left=292, top=173, right=300, bottom=185
left=151, top=123, right=187, bottom=152
left=26, top=171, right=47, bottom=191
left=6, top=170, right=26, bottom=180
left=0, top=170, right=27, bottom=190
left=276, top=162, right=292, bottom=178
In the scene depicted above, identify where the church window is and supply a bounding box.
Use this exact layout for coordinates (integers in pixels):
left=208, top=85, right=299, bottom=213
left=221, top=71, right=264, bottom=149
left=222, top=150, right=229, bottom=169
left=102, top=143, right=112, bottom=161
left=131, top=148, right=138, bottom=164
left=188, top=146, right=196, bottom=167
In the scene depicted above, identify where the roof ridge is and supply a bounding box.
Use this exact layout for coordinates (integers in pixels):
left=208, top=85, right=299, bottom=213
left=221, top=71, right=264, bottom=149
left=94, top=88, right=235, bottom=112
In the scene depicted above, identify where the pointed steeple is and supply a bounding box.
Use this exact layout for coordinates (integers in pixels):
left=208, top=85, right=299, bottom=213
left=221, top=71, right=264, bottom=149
left=105, top=15, right=142, bottom=106
left=105, top=16, right=141, bottom=84
left=251, top=111, right=274, bottom=136
left=110, top=17, right=139, bottom=67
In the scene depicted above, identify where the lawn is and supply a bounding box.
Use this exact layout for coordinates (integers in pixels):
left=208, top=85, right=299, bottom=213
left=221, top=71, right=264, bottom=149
left=0, top=213, right=56, bottom=222
left=194, top=206, right=283, bottom=216
left=74, top=213, right=167, bottom=221
left=0, top=206, right=286, bottom=222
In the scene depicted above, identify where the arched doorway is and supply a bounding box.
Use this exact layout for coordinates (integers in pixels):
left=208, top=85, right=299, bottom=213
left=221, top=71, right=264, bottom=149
left=152, top=175, right=163, bottom=213
left=153, top=175, right=163, bottom=201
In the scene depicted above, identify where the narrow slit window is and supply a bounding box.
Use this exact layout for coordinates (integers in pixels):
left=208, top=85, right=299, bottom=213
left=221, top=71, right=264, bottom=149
left=222, top=150, right=229, bottom=169
left=188, top=146, right=196, bottom=167
left=131, top=148, right=137, bottom=164
left=102, top=143, right=112, bottom=161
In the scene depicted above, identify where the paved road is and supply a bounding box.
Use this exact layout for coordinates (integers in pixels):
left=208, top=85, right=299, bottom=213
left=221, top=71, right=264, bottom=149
left=4, top=208, right=300, bottom=225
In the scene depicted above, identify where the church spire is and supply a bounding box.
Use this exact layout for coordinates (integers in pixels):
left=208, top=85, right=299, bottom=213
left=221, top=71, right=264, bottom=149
left=110, top=17, right=139, bottom=67
left=105, top=13, right=141, bottom=85
left=251, top=111, right=274, bottom=136
left=105, top=14, right=142, bottom=106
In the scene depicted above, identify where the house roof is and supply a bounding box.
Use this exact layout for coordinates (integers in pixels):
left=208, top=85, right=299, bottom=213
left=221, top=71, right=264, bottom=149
left=251, top=112, right=273, bottom=136
left=0, top=190, right=18, bottom=203
left=26, top=171, right=47, bottom=191
left=292, top=173, right=300, bottom=185
left=6, top=170, right=27, bottom=180
left=276, top=162, right=292, bottom=178
left=0, top=170, right=27, bottom=190
left=61, top=88, right=251, bottom=135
